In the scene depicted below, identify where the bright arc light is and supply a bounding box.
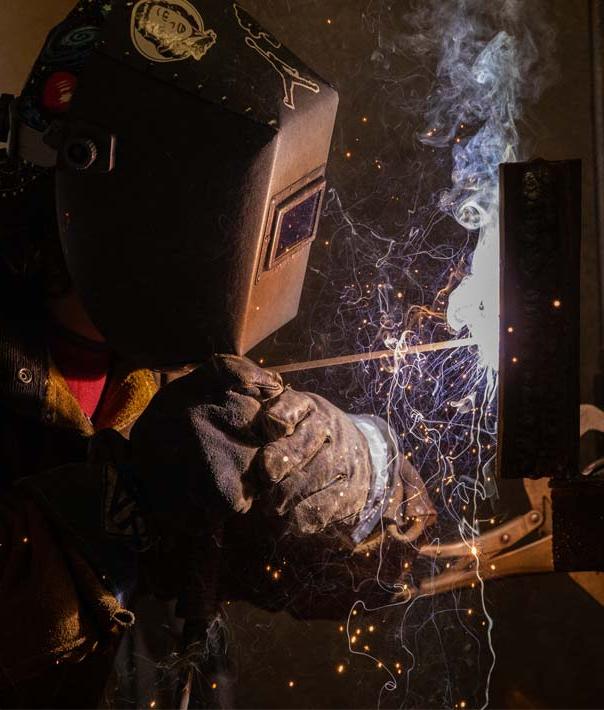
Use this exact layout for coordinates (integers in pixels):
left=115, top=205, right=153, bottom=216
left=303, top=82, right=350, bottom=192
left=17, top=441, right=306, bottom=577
left=447, top=193, right=501, bottom=372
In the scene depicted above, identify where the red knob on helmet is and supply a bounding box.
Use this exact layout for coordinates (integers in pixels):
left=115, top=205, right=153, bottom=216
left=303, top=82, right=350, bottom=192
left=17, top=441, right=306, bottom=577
left=42, top=72, right=78, bottom=114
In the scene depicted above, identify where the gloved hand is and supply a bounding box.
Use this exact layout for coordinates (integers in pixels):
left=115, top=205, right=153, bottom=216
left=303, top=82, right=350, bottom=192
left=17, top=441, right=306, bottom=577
left=18, top=355, right=378, bottom=598
left=129, top=355, right=284, bottom=532
left=257, top=388, right=373, bottom=536
left=130, top=355, right=373, bottom=538
left=218, top=454, right=436, bottom=620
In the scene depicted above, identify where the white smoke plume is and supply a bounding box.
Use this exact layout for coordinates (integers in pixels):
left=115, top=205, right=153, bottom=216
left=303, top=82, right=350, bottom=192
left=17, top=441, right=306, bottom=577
left=408, top=0, right=556, bottom=370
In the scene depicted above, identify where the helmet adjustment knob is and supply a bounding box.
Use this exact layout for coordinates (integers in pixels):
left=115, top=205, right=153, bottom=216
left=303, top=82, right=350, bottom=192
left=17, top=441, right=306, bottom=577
left=64, top=137, right=98, bottom=171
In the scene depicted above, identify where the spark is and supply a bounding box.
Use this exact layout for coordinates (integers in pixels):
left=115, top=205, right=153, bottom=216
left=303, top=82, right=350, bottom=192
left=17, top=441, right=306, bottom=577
left=291, top=1, right=554, bottom=707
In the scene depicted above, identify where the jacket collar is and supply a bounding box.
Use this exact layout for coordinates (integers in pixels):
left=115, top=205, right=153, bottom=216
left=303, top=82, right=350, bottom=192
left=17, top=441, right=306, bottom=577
left=1, top=317, right=158, bottom=433
left=0, top=317, right=48, bottom=419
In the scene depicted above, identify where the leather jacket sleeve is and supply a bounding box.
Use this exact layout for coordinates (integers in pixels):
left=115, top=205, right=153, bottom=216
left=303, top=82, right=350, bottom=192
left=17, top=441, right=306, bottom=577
left=0, top=487, right=134, bottom=691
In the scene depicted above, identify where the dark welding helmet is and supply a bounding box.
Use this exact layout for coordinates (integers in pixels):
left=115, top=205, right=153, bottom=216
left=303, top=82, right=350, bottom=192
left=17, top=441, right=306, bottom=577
left=4, top=0, right=338, bottom=367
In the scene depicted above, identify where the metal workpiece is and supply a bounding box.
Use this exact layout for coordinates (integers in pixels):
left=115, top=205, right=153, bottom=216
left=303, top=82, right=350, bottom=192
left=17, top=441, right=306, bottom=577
left=498, top=159, right=582, bottom=480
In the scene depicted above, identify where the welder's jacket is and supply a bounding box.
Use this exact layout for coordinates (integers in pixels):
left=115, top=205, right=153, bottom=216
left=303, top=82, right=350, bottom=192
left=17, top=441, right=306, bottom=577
left=0, top=316, right=158, bottom=707
left=0, top=304, right=427, bottom=706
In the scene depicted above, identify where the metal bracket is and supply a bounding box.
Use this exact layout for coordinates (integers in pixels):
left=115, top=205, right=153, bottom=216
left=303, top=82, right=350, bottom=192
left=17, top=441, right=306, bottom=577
left=0, top=95, right=116, bottom=172
left=396, top=404, right=604, bottom=598
left=410, top=511, right=553, bottom=598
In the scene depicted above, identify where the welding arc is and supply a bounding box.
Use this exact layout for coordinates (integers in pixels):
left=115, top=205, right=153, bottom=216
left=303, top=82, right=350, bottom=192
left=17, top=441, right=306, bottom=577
left=269, top=338, right=476, bottom=374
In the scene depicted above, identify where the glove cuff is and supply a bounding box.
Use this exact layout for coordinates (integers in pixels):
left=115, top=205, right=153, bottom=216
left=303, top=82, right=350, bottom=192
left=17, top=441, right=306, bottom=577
left=16, top=429, right=147, bottom=596
left=348, top=414, right=398, bottom=544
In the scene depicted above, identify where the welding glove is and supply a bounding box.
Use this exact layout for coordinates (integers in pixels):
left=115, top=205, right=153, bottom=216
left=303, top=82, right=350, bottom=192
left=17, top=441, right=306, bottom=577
left=129, top=355, right=285, bottom=533
left=130, top=355, right=375, bottom=539
left=217, top=442, right=437, bottom=620
left=18, top=355, right=383, bottom=598
left=257, top=389, right=374, bottom=536
left=133, top=354, right=381, bottom=603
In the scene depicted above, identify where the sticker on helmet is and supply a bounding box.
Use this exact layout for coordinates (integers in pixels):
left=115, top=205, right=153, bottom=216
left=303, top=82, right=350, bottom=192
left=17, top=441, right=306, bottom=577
left=131, top=0, right=217, bottom=63
left=233, top=4, right=320, bottom=110
left=42, top=25, right=101, bottom=68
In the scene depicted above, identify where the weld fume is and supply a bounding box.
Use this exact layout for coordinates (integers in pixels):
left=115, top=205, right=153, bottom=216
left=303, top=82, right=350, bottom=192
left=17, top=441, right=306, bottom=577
left=336, top=1, right=555, bottom=708
left=240, top=1, right=555, bottom=708
left=394, top=2, right=554, bottom=707
left=414, top=0, right=555, bottom=371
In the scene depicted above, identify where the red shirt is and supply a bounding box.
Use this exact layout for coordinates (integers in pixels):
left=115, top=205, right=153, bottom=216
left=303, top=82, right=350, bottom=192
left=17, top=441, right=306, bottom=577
left=48, top=326, right=112, bottom=420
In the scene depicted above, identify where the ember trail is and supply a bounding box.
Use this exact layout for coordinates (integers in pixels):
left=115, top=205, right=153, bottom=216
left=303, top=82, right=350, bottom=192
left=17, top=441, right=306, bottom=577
left=312, top=1, right=556, bottom=707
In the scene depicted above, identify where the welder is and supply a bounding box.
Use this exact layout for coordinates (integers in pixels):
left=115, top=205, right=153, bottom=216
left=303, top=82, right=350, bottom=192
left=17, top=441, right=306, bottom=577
left=0, top=1, right=433, bottom=706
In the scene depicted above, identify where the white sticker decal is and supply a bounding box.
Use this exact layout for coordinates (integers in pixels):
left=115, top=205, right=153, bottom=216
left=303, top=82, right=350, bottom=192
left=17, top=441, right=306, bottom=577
left=131, top=0, right=217, bottom=63
left=233, top=4, right=320, bottom=110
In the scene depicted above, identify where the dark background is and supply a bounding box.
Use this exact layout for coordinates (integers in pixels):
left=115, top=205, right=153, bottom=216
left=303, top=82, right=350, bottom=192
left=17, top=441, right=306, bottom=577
left=3, top=0, right=604, bottom=707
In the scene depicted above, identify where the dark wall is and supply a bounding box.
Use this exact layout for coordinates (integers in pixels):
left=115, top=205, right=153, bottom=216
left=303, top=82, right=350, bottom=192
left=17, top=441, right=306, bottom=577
left=3, top=1, right=603, bottom=708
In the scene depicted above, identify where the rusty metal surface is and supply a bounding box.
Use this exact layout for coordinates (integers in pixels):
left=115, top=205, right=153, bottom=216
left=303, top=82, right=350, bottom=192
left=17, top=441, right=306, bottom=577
left=498, top=159, right=582, bottom=479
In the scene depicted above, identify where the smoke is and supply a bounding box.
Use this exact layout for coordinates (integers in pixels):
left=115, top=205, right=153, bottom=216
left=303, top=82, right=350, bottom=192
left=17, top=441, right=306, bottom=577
left=410, top=0, right=556, bottom=370
left=331, top=2, right=557, bottom=707
left=387, top=3, right=556, bottom=706
left=242, top=1, right=557, bottom=707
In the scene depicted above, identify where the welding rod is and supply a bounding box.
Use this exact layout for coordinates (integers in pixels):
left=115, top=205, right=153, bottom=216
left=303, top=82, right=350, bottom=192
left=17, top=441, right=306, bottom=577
left=269, top=337, right=476, bottom=374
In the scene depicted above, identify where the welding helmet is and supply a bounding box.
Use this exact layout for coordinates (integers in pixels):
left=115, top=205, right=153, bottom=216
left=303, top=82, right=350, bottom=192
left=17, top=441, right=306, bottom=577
left=4, top=0, right=338, bottom=367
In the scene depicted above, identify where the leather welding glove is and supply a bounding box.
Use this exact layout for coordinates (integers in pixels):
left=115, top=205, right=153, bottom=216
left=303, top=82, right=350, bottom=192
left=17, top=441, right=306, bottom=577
left=19, top=355, right=378, bottom=599
left=131, top=355, right=374, bottom=538
left=129, top=355, right=284, bottom=534
left=257, top=390, right=374, bottom=536
left=16, top=355, right=284, bottom=596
